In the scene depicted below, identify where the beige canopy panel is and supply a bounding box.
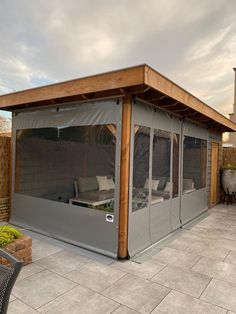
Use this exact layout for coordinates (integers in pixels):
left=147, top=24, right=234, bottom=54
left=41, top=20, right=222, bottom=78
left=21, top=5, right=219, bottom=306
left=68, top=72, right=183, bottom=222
left=0, top=64, right=235, bottom=132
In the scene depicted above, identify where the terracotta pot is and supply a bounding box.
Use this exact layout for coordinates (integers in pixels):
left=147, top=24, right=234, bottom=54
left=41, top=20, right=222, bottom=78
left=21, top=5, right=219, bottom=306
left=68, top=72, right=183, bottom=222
left=222, top=169, right=236, bottom=194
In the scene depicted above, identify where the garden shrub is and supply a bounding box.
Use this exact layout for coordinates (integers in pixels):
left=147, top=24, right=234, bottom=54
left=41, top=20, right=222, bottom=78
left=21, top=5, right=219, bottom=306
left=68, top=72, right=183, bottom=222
left=0, top=225, right=22, bottom=248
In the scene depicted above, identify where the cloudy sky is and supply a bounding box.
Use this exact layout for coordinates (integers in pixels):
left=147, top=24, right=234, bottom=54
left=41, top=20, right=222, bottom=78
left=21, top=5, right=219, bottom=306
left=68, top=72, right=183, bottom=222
left=0, top=0, right=236, bottom=119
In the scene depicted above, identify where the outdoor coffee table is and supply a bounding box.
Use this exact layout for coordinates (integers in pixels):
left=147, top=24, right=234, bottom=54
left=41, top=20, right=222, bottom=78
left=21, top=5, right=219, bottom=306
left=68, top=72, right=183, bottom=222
left=69, top=198, right=114, bottom=207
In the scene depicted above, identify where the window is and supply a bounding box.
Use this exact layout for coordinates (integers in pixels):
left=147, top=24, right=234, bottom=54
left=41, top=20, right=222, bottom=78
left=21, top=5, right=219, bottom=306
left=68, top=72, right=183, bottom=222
left=183, top=136, right=207, bottom=193
left=152, top=130, right=171, bottom=203
left=172, top=134, right=180, bottom=198
left=132, top=126, right=150, bottom=211
left=15, top=125, right=116, bottom=212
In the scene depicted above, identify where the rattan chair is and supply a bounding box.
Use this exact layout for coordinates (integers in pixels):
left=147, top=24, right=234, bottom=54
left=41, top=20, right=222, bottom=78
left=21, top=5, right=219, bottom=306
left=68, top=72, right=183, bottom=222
left=0, top=249, right=22, bottom=314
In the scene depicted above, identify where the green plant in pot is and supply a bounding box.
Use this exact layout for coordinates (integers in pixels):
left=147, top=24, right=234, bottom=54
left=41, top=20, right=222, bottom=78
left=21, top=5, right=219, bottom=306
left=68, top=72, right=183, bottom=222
left=0, top=225, right=22, bottom=248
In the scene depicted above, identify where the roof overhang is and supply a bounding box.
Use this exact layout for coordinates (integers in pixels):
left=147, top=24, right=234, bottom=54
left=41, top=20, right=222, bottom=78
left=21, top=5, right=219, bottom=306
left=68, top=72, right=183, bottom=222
left=0, top=64, right=235, bottom=132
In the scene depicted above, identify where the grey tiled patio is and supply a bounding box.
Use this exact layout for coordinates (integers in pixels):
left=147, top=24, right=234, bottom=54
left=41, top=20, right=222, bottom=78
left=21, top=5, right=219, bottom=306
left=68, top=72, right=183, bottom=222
left=7, top=204, right=236, bottom=313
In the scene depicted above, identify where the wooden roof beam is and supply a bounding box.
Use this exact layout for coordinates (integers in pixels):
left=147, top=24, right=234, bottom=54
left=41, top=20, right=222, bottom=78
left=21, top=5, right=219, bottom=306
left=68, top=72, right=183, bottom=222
left=144, top=66, right=236, bottom=132
left=0, top=65, right=145, bottom=109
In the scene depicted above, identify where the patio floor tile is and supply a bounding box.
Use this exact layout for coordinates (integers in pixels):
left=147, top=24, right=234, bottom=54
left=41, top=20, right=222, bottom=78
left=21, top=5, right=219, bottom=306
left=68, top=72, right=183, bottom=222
left=32, top=240, right=63, bottom=261
left=200, top=279, right=236, bottom=312
left=38, top=284, right=119, bottom=314
left=152, top=290, right=227, bottom=314
left=9, top=294, right=17, bottom=302
left=112, top=305, right=140, bottom=314
left=213, top=238, right=236, bottom=252
left=151, top=265, right=211, bottom=298
left=111, top=259, right=166, bottom=279
left=179, top=231, right=215, bottom=245
left=65, top=261, right=126, bottom=292
left=167, top=236, right=194, bottom=250
left=7, top=299, right=38, bottom=314
left=152, top=247, right=200, bottom=269
left=35, top=250, right=90, bottom=275
left=224, top=250, right=236, bottom=265
left=12, top=269, right=77, bottom=309
left=17, top=263, right=44, bottom=281
left=189, top=226, right=215, bottom=237
left=192, top=256, right=236, bottom=284
left=185, top=241, right=229, bottom=261
left=102, top=273, right=170, bottom=314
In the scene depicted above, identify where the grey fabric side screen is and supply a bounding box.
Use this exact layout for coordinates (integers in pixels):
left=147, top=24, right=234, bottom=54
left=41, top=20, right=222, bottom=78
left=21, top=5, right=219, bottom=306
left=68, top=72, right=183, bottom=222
left=11, top=99, right=122, bottom=257
left=13, top=100, right=120, bottom=129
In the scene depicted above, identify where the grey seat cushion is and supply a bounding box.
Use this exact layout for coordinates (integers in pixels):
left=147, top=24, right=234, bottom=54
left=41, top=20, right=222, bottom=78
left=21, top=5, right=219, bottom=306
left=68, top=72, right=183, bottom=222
left=78, top=189, right=114, bottom=201
left=156, top=177, right=167, bottom=190
left=78, top=177, right=99, bottom=193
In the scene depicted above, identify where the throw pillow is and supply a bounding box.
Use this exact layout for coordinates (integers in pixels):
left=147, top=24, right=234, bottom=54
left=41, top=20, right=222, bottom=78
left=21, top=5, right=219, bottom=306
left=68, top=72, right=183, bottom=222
left=157, top=177, right=167, bottom=190
left=78, top=177, right=99, bottom=193
left=164, top=181, right=172, bottom=192
left=96, top=176, right=110, bottom=191
left=144, top=179, right=159, bottom=190
left=107, top=178, right=115, bottom=190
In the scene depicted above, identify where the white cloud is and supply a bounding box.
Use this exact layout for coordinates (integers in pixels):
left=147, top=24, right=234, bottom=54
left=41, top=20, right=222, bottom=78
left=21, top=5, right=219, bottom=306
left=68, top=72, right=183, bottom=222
left=0, top=0, right=236, bottom=118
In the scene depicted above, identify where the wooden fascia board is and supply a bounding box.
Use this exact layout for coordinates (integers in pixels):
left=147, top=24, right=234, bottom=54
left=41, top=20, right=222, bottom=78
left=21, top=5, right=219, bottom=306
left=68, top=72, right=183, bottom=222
left=144, top=65, right=236, bottom=132
left=0, top=65, right=145, bottom=110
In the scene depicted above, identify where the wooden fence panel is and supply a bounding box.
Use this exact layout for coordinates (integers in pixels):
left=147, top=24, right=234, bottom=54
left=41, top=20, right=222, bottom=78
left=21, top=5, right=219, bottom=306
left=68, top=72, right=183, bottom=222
left=222, top=147, right=236, bottom=166
left=0, top=136, right=11, bottom=221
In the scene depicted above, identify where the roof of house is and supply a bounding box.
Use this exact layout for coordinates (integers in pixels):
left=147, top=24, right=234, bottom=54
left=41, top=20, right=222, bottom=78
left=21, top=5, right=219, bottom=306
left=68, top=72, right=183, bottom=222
left=0, top=64, right=235, bottom=132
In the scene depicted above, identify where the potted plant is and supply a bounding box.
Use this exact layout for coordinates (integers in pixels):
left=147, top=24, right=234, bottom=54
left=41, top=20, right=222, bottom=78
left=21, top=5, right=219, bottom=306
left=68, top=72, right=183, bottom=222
left=0, top=225, right=32, bottom=266
left=221, top=164, right=236, bottom=194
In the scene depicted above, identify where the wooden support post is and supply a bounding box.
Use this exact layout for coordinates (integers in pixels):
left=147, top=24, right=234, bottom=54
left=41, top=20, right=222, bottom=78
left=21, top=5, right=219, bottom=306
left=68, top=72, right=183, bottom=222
left=118, top=94, right=132, bottom=258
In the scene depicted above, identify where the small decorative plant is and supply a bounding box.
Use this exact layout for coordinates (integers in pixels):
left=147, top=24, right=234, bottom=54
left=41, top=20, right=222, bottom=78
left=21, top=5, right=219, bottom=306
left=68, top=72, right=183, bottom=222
left=0, top=225, right=22, bottom=248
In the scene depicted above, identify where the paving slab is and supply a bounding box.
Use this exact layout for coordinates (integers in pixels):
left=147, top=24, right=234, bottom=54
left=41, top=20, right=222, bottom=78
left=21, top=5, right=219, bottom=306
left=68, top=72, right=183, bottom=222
left=17, top=263, right=44, bottom=281
left=185, top=241, right=229, bottom=261
left=113, top=305, right=140, bottom=314
left=7, top=299, right=38, bottom=314
left=13, top=269, right=77, bottom=309
left=9, top=294, right=17, bottom=302
left=111, top=259, right=166, bottom=279
left=152, top=290, right=227, bottom=314
left=201, top=279, right=236, bottom=312
left=152, top=247, right=200, bottom=269
left=224, top=250, right=236, bottom=265
left=180, top=231, right=215, bottom=245
left=151, top=265, right=211, bottom=298
left=167, top=236, right=194, bottom=250
left=65, top=261, right=126, bottom=292
left=38, top=284, right=119, bottom=314
left=32, top=240, right=63, bottom=261
left=35, top=250, right=90, bottom=275
left=192, top=256, right=236, bottom=284
left=213, top=238, right=236, bottom=252
left=102, top=273, right=170, bottom=314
